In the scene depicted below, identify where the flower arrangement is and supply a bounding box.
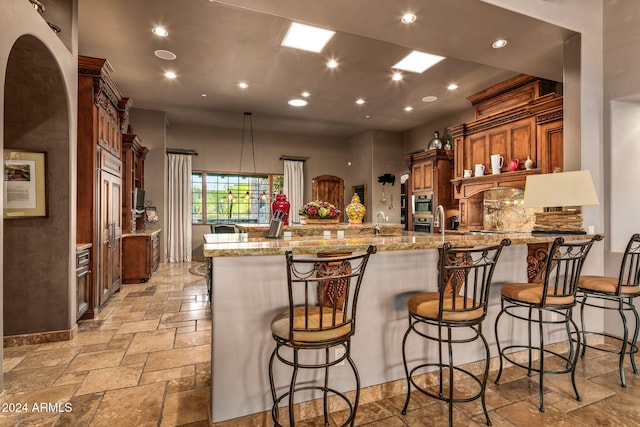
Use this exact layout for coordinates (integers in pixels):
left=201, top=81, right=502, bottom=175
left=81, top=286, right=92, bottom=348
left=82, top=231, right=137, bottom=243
left=298, top=200, right=341, bottom=219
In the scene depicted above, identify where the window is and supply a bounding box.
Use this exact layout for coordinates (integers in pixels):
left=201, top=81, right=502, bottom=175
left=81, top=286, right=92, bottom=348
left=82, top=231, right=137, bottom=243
left=192, top=172, right=283, bottom=225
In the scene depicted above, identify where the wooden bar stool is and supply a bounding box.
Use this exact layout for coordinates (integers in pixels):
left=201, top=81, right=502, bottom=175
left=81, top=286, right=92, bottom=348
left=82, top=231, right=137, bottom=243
left=577, top=233, right=640, bottom=387
left=401, top=239, right=511, bottom=427
left=268, top=246, right=376, bottom=427
left=494, top=235, right=602, bottom=412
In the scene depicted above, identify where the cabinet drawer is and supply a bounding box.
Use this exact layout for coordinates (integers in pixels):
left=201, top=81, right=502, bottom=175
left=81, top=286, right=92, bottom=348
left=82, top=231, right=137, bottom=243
left=76, top=249, right=90, bottom=268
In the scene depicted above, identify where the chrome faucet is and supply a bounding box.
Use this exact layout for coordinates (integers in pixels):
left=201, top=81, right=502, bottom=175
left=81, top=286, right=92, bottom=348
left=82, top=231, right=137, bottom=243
left=435, top=204, right=445, bottom=241
left=375, top=211, right=386, bottom=236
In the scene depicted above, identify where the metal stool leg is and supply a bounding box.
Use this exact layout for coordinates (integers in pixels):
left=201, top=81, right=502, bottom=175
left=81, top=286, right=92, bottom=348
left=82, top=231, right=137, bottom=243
left=568, top=313, right=582, bottom=402
left=401, top=322, right=414, bottom=415
left=345, top=342, right=360, bottom=427
left=479, top=328, right=492, bottom=426
left=494, top=303, right=506, bottom=385
left=538, top=308, right=545, bottom=412
left=630, top=299, right=639, bottom=375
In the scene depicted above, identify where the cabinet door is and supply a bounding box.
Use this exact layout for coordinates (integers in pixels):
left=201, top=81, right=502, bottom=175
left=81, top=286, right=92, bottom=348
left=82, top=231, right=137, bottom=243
left=76, top=249, right=91, bottom=320
left=99, top=171, right=122, bottom=305
left=412, top=160, right=433, bottom=192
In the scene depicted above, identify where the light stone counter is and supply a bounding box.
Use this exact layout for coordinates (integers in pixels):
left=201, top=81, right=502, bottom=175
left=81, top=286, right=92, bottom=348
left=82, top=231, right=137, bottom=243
left=203, top=231, right=591, bottom=258
left=235, top=222, right=404, bottom=238
left=205, top=232, right=600, bottom=423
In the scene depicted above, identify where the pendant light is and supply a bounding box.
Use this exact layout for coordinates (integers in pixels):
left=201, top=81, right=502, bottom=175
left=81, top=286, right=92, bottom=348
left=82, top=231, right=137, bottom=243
left=239, top=112, right=256, bottom=200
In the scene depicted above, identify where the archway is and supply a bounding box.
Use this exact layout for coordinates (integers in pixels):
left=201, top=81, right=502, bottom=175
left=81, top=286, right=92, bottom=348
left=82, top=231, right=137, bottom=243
left=3, top=35, right=72, bottom=338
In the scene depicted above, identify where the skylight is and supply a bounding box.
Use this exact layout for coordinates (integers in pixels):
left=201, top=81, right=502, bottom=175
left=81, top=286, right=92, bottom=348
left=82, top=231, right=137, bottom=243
left=281, top=22, right=336, bottom=53
left=392, top=51, right=445, bottom=74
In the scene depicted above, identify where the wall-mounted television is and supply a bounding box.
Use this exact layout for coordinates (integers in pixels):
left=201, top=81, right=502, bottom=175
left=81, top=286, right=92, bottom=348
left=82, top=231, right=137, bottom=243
left=133, top=187, right=145, bottom=214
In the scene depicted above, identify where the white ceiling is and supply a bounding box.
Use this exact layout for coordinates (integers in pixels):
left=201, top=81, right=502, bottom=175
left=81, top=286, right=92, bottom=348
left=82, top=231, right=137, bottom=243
left=76, top=0, right=577, bottom=137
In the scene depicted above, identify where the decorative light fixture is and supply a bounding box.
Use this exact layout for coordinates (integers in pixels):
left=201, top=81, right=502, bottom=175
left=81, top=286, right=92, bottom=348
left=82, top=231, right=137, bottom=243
left=152, top=26, right=169, bottom=37
left=239, top=112, right=257, bottom=200
left=392, top=71, right=403, bottom=81
left=281, top=22, right=336, bottom=53
left=392, top=50, right=445, bottom=74
left=29, top=0, right=61, bottom=33
left=492, top=39, right=508, bottom=49
left=401, top=13, right=417, bottom=24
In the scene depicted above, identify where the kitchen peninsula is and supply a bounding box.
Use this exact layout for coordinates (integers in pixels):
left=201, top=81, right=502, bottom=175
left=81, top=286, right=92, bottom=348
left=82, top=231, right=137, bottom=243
left=204, top=229, right=598, bottom=423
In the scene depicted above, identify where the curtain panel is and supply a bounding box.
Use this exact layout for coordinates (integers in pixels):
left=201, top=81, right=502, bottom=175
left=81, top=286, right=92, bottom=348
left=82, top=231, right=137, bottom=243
left=167, top=153, right=192, bottom=262
left=283, top=160, right=304, bottom=224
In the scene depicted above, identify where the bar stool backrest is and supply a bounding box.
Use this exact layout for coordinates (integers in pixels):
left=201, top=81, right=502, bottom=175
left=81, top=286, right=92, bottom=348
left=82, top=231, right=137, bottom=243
left=540, top=235, right=602, bottom=307
left=284, top=245, right=376, bottom=344
left=617, top=233, right=640, bottom=295
left=438, top=239, right=511, bottom=321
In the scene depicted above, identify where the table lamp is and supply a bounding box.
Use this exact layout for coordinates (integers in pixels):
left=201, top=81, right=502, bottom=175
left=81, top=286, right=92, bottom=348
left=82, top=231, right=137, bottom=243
left=522, top=170, right=599, bottom=234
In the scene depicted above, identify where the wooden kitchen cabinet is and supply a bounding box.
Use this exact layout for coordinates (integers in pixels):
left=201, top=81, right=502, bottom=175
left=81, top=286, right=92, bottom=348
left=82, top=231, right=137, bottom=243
left=77, top=55, right=130, bottom=318
left=76, top=245, right=92, bottom=321
left=122, top=230, right=161, bottom=283
left=403, top=149, right=454, bottom=231
left=449, top=74, right=563, bottom=230
left=122, top=133, right=148, bottom=233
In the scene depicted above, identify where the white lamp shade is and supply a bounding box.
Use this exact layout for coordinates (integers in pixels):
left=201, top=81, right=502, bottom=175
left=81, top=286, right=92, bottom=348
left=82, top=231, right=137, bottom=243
left=522, top=170, right=600, bottom=208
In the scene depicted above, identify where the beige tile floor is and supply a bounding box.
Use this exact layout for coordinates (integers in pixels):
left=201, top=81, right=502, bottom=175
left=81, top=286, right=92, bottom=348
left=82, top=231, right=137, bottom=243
left=2, top=261, right=640, bottom=426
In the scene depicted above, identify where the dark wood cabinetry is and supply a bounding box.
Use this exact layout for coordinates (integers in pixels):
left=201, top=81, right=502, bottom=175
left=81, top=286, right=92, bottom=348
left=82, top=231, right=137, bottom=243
left=403, top=149, right=454, bottom=231
left=76, top=245, right=92, bottom=321
left=123, top=230, right=161, bottom=283
left=77, top=56, right=130, bottom=318
left=122, top=133, right=148, bottom=233
left=449, top=74, right=563, bottom=230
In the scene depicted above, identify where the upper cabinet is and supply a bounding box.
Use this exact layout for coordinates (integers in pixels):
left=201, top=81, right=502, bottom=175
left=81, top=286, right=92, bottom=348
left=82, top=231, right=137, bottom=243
left=449, top=74, right=563, bottom=230
left=122, top=133, right=148, bottom=233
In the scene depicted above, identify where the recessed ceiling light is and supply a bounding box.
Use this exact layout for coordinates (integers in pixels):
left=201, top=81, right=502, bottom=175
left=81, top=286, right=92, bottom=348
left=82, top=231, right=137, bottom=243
left=401, top=13, right=417, bottom=24
left=364, top=115, right=371, bottom=119
left=201, top=94, right=207, bottom=97
left=288, top=98, right=308, bottom=107
left=237, top=82, right=249, bottom=89
left=164, top=71, right=177, bottom=79
left=404, top=106, right=414, bottom=112
left=447, top=83, right=459, bottom=90
left=393, top=50, right=445, bottom=74
left=422, top=95, right=438, bottom=103
left=392, top=71, right=403, bottom=81
left=326, top=59, right=339, bottom=69
left=355, top=98, right=365, bottom=105
left=154, top=50, right=176, bottom=60
left=281, top=22, right=336, bottom=53
left=152, top=26, right=168, bottom=37
left=301, top=91, right=311, bottom=97
left=492, top=39, right=508, bottom=49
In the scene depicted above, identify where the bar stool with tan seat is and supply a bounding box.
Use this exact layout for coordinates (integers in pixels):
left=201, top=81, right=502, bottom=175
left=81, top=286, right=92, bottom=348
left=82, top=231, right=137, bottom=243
left=268, top=246, right=376, bottom=427
left=577, top=233, right=640, bottom=387
left=494, top=235, right=602, bottom=412
left=401, top=239, right=511, bottom=427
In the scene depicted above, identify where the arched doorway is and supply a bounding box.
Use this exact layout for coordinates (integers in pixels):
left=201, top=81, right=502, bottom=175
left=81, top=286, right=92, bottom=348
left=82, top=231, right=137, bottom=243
left=3, top=35, right=72, bottom=338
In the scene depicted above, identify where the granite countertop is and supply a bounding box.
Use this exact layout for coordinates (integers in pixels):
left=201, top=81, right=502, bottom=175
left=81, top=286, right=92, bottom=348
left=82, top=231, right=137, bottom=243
left=235, top=222, right=403, bottom=238
left=76, top=243, right=92, bottom=251
left=203, top=231, right=596, bottom=257
left=122, top=229, right=161, bottom=238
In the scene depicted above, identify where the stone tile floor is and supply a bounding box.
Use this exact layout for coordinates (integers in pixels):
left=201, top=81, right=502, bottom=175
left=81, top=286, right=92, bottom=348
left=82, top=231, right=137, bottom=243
left=2, top=262, right=640, bottom=426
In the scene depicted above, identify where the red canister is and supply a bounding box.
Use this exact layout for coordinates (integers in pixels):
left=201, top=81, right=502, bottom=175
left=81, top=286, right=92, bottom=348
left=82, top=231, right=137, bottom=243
left=271, top=190, right=290, bottom=225
left=509, top=159, right=519, bottom=171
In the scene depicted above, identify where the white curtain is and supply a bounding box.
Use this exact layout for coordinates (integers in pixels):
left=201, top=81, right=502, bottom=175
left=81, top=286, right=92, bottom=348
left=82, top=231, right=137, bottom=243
left=167, top=153, right=193, bottom=262
left=284, top=160, right=304, bottom=224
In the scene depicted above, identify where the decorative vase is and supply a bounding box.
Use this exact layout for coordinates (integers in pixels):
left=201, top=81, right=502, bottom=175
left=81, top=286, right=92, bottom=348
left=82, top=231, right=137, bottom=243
left=525, top=156, right=534, bottom=170
left=346, top=193, right=366, bottom=225
left=427, top=131, right=444, bottom=150
left=271, top=189, right=290, bottom=225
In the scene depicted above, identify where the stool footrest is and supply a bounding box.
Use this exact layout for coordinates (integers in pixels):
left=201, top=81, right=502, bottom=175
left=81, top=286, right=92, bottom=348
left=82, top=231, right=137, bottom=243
left=500, top=345, right=575, bottom=375
left=407, top=362, right=486, bottom=404
left=571, top=331, right=639, bottom=356
left=272, top=385, right=354, bottom=427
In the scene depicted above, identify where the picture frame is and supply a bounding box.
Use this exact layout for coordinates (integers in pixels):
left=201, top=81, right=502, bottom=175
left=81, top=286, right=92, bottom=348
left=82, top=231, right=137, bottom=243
left=3, top=149, right=48, bottom=218
left=352, top=184, right=366, bottom=221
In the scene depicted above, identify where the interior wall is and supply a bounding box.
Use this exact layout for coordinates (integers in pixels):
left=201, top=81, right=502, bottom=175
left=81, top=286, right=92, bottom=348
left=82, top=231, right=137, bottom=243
left=371, top=131, right=405, bottom=224
left=3, top=36, right=71, bottom=336
left=347, top=132, right=373, bottom=218
left=165, top=122, right=352, bottom=257
left=403, top=110, right=473, bottom=154
left=1, top=0, right=78, bottom=351
left=129, top=108, right=167, bottom=261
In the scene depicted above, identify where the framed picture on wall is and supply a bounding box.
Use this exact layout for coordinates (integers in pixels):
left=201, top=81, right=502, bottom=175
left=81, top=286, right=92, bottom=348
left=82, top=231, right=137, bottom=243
left=352, top=184, right=366, bottom=222
left=3, top=150, right=48, bottom=218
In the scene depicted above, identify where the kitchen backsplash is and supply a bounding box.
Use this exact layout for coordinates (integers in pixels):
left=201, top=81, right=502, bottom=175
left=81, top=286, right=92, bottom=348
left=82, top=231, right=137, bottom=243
left=483, top=188, right=538, bottom=231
